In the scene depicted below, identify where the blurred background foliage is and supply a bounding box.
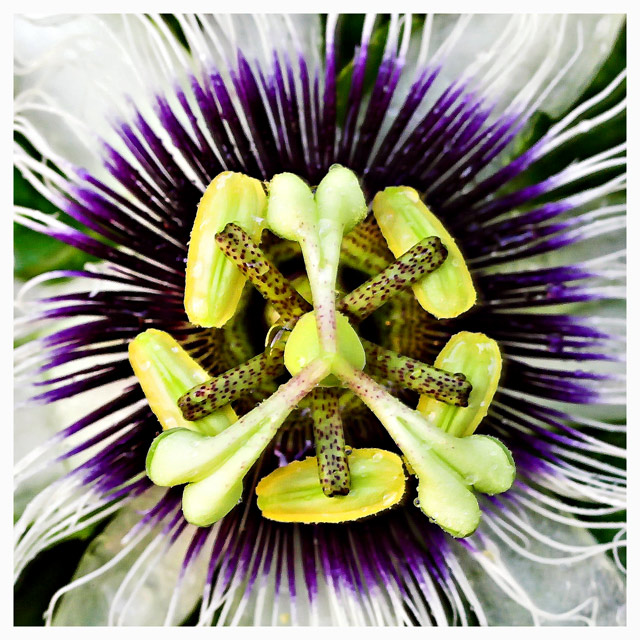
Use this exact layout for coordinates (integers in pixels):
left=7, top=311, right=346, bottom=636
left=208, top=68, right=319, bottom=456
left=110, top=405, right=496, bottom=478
left=14, top=15, right=626, bottom=625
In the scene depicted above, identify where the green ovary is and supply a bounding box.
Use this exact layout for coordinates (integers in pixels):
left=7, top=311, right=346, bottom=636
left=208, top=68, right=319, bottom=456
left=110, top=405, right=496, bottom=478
left=284, top=311, right=366, bottom=385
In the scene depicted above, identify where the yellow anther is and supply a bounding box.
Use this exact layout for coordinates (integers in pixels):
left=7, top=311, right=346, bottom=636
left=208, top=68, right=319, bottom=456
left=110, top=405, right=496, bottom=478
left=256, top=449, right=406, bottom=523
left=185, top=172, right=267, bottom=328
left=418, top=331, right=502, bottom=437
left=129, top=329, right=236, bottom=436
left=373, top=186, right=476, bottom=319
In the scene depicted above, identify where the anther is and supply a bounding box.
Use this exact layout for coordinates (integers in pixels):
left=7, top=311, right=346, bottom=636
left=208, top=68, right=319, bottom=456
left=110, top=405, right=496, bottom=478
left=184, top=172, right=267, bottom=328
left=373, top=186, right=476, bottom=319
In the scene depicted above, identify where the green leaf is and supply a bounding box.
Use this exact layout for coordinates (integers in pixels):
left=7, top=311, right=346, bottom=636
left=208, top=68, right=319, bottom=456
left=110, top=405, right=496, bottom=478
left=14, top=166, right=95, bottom=281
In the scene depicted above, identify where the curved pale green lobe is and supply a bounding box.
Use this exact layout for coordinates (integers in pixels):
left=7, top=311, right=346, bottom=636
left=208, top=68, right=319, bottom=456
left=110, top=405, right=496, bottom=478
left=146, top=359, right=329, bottom=527
left=284, top=311, right=365, bottom=386
left=266, top=166, right=367, bottom=356
left=334, top=360, right=514, bottom=538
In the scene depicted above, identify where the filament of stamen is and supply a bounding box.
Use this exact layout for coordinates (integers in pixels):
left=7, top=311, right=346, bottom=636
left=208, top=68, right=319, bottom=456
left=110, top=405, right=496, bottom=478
left=215, top=222, right=312, bottom=321
left=178, top=340, right=287, bottom=421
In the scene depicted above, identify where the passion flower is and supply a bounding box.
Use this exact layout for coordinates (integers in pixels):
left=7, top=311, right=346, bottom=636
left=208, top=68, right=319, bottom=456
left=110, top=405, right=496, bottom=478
left=14, top=13, right=625, bottom=627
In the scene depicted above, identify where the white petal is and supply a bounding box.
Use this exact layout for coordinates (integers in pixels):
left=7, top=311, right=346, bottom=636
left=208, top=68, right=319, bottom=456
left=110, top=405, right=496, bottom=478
left=14, top=14, right=320, bottom=176
left=452, top=513, right=626, bottom=625
left=426, top=14, right=624, bottom=118
left=51, top=489, right=209, bottom=626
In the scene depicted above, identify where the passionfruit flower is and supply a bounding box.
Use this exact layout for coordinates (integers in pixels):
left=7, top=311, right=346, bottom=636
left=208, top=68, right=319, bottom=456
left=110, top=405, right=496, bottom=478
left=14, top=13, right=625, bottom=626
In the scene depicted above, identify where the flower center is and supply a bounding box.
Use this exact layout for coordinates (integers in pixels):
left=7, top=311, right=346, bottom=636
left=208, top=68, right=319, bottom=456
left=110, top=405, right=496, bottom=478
left=284, top=310, right=365, bottom=385
left=128, top=166, right=515, bottom=538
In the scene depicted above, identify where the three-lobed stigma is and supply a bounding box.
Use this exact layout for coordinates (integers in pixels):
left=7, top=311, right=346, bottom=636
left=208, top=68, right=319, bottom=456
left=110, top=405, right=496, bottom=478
left=128, top=168, right=515, bottom=534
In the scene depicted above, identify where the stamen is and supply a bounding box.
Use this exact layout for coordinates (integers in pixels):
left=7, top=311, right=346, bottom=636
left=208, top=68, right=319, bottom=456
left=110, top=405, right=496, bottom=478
left=215, top=222, right=312, bottom=321
left=362, top=339, right=471, bottom=406
left=256, top=448, right=406, bottom=523
left=146, top=358, right=330, bottom=527
left=338, top=236, right=448, bottom=321
left=417, top=331, right=502, bottom=437
left=128, top=329, right=237, bottom=436
left=184, top=172, right=267, bottom=328
left=372, top=186, right=476, bottom=318
left=333, top=357, right=514, bottom=538
left=309, top=387, right=350, bottom=496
